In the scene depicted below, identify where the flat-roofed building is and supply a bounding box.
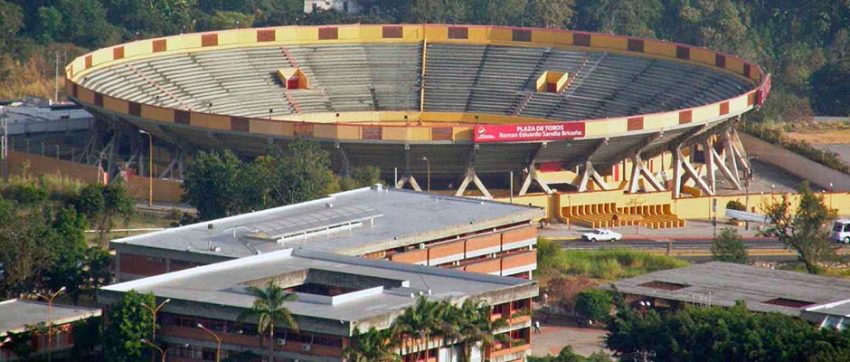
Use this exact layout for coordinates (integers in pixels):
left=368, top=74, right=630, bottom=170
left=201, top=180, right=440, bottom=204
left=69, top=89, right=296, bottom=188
left=98, top=248, right=537, bottom=362
left=113, top=185, right=543, bottom=282
left=606, top=262, right=850, bottom=317
left=0, top=299, right=101, bottom=360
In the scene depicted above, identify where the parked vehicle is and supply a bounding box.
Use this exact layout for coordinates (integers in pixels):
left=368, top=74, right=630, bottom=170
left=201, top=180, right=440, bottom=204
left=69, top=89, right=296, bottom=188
left=834, top=219, right=850, bottom=244
left=582, top=229, right=622, bottom=242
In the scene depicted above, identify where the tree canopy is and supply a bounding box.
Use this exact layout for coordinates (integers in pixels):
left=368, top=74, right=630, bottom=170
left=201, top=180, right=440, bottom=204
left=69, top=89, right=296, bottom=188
left=0, top=176, right=117, bottom=301
left=606, top=301, right=850, bottom=362
left=103, top=290, right=155, bottom=362
left=763, top=181, right=837, bottom=274
left=710, top=228, right=748, bottom=264
left=182, top=140, right=379, bottom=220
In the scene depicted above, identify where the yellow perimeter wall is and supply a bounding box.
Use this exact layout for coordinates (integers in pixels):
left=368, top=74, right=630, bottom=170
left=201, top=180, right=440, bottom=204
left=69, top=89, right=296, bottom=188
left=506, top=190, right=850, bottom=221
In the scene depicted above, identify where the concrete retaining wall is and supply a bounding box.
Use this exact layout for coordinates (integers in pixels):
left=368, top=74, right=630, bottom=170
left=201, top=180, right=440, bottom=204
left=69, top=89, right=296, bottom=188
left=740, top=132, right=850, bottom=191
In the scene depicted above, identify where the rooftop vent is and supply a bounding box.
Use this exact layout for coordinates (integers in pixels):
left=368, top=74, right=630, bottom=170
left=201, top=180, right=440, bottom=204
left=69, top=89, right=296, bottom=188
left=764, top=298, right=815, bottom=308
left=639, top=281, right=690, bottom=291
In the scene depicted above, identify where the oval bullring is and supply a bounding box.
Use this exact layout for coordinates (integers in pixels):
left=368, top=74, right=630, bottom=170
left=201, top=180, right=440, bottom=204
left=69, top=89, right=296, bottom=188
left=65, top=24, right=770, bottom=197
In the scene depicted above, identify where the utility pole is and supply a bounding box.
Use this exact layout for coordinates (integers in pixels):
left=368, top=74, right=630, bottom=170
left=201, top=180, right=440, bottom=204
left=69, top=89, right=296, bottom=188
left=509, top=170, right=514, bottom=204
left=54, top=50, right=59, bottom=104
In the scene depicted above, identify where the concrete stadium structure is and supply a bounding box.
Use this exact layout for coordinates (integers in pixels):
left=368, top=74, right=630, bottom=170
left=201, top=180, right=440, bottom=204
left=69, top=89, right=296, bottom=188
left=65, top=24, right=770, bottom=201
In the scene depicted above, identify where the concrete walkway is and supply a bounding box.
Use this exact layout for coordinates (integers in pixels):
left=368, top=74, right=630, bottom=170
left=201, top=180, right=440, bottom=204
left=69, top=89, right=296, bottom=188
left=530, top=321, right=609, bottom=357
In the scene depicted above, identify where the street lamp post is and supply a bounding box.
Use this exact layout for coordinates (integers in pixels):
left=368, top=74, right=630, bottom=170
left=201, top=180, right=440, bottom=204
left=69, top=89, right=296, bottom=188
left=139, top=130, right=153, bottom=206
left=197, top=323, right=223, bottom=362
left=141, top=339, right=167, bottom=362
left=422, top=156, right=431, bottom=192
left=141, top=298, right=171, bottom=362
left=830, top=182, right=834, bottom=211
left=36, top=286, right=66, bottom=362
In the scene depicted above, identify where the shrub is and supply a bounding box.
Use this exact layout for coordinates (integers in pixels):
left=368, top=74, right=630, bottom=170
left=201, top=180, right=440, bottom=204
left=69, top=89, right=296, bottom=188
left=537, top=247, right=689, bottom=280
left=726, top=200, right=746, bottom=211
left=574, top=289, right=613, bottom=322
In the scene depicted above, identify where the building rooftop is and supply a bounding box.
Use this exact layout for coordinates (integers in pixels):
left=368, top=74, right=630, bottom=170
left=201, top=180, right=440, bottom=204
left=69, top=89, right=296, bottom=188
left=606, top=262, right=850, bottom=316
left=801, top=299, right=850, bottom=329
left=0, top=299, right=101, bottom=337
left=99, top=247, right=537, bottom=334
left=111, top=186, right=542, bottom=259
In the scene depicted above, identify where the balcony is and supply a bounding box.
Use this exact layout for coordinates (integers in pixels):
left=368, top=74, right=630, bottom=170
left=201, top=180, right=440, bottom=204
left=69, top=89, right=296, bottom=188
left=487, top=340, right=531, bottom=359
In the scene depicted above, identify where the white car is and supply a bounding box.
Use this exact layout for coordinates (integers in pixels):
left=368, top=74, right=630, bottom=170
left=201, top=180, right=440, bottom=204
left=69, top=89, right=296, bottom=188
left=834, top=219, right=850, bottom=244
left=582, top=229, right=622, bottom=242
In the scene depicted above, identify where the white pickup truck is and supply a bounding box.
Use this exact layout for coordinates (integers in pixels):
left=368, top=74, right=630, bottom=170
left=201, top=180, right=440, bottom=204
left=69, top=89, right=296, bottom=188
left=582, top=229, right=622, bottom=242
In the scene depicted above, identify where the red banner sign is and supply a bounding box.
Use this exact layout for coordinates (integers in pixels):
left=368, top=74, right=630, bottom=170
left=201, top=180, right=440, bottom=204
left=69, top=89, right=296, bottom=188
left=473, top=123, right=586, bottom=143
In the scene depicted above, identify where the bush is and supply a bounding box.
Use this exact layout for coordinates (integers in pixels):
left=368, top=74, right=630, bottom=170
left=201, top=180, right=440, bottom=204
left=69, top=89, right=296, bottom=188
left=537, top=246, right=689, bottom=280
left=574, top=289, right=613, bottom=322
left=726, top=200, right=746, bottom=211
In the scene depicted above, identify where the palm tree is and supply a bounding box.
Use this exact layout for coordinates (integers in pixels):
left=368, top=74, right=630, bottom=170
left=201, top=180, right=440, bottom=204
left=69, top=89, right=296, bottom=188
left=344, top=326, right=400, bottom=362
left=238, top=282, right=298, bottom=362
left=456, top=299, right=508, bottom=362
left=394, top=295, right=441, bottom=361
left=439, top=300, right=464, bottom=362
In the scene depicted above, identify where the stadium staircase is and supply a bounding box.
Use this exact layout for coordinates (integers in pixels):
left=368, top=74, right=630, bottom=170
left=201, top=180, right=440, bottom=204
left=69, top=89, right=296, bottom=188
left=560, top=202, right=685, bottom=229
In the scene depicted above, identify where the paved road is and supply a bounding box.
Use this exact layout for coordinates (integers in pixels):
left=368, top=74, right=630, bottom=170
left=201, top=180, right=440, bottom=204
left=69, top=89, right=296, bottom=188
left=559, top=237, right=784, bottom=250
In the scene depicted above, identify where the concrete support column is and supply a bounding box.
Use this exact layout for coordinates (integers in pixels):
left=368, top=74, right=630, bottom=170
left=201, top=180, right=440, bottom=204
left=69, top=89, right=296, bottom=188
left=455, top=167, right=492, bottom=199
left=575, top=161, right=611, bottom=192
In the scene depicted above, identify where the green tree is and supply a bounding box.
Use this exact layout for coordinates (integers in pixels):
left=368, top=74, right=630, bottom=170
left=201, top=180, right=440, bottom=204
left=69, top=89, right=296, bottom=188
left=71, top=316, right=102, bottom=358
left=43, top=207, right=89, bottom=303
left=72, top=181, right=134, bottom=248
left=51, top=0, right=118, bottom=48
left=0, top=215, right=51, bottom=295
left=394, top=295, right=439, bottom=360
left=575, top=0, right=662, bottom=38
left=238, top=282, right=299, bottom=362
left=35, top=6, right=62, bottom=43
left=0, top=1, right=23, bottom=53
left=104, top=290, right=155, bottom=362
left=710, top=228, right=748, bottom=264
left=605, top=301, right=850, bottom=362
left=3, top=329, right=34, bottom=360
left=811, top=60, right=850, bottom=116
left=182, top=150, right=245, bottom=220
left=205, top=10, right=255, bottom=30
left=574, top=289, right=613, bottom=322
left=763, top=181, right=837, bottom=274
left=529, top=345, right=613, bottom=362
left=469, top=0, right=527, bottom=25
left=529, top=0, right=575, bottom=29
left=266, top=139, right=336, bottom=206
left=344, top=326, right=400, bottom=362
left=410, top=0, right=469, bottom=23
left=455, top=298, right=507, bottom=362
